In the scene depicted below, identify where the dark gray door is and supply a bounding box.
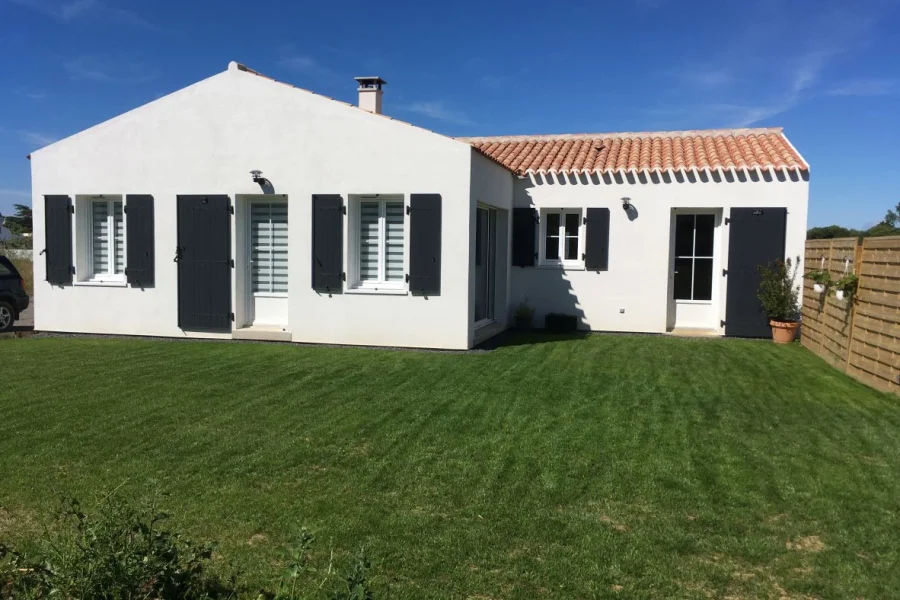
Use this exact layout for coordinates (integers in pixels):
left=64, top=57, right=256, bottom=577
left=177, top=195, right=232, bottom=331
left=724, top=207, right=787, bottom=337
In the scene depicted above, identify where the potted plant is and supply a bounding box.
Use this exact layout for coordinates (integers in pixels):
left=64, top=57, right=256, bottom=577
left=513, top=299, right=535, bottom=330
left=804, top=268, right=832, bottom=294
left=834, top=273, right=859, bottom=302
left=757, top=257, right=801, bottom=344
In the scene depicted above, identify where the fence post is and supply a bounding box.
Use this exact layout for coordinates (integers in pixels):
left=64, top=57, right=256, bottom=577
left=844, top=238, right=864, bottom=372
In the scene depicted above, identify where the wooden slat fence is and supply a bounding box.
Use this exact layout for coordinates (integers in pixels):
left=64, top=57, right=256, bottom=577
left=802, top=236, right=900, bottom=395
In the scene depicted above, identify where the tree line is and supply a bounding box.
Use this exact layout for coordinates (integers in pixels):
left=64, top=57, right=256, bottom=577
left=808, top=202, right=899, bottom=240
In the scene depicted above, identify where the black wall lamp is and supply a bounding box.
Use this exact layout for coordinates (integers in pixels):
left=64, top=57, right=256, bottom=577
left=250, top=170, right=275, bottom=194
left=622, top=197, right=633, bottom=211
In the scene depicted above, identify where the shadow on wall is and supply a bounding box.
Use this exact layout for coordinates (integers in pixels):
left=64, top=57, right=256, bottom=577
left=506, top=176, right=590, bottom=335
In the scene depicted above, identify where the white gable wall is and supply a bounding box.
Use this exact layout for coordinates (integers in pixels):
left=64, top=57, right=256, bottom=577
left=511, top=171, right=809, bottom=333
left=31, top=65, right=475, bottom=349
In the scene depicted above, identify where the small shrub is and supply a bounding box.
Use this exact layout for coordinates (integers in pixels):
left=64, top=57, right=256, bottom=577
left=757, top=257, right=801, bottom=322
left=1, top=495, right=376, bottom=600
left=0, top=495, right=235, bottom=600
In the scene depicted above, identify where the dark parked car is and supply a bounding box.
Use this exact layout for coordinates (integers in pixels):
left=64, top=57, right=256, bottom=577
left=0, top=256, right=29, bottom=332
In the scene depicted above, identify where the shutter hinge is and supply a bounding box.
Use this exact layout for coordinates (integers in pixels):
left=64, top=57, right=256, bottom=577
left=230, top=312, right=235, bottom=322
left=720, top=320, right=726, bottom=328
left=228, top=205, right=234, bottom=215
left=342, top=206, right=347, bottom=215
left=722, top=269, right=728, bottom=276
left=124, top=205, right=128, bottom=214
left=69, top=205, right=74, bottom=214
left=406, top=206, right=411, bottom=215
left=229, top=259, right=235, bottom=268
left=342, top=272, right=346, bottom=281
left=70, top=266, right=75, bottom=275
left=724, top=217, right=730, bottom=225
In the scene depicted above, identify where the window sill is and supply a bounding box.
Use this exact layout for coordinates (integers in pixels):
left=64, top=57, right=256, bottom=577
left=674, top=299, right=713, bottom=305
left=75, top=280, right=128, bottom=288
left=537, top=263, right=586, bottom=271
left=346, top=286, right=409, bottom=296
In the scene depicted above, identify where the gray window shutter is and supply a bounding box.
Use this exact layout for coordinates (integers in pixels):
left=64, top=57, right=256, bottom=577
left=44, top=195, right=73, bottom=285
left=408, top=194, right=441, bottom=296
left=311, top=194, right=344, bottom=293
left=125, top=195, right=155, bottom=287
left=512, top=207, right=537, bottom=267
left=584, top=207, right=610, bottom=271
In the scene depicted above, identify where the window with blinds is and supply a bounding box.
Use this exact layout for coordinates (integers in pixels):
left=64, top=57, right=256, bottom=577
left=356, top=198, right=405, bottom=287
left=250, top=202, right=288, bottom=294
left=90, top=198, right=124, bottom=280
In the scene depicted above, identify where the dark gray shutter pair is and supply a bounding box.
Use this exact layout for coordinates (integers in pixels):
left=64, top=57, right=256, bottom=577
left=43, top=195, right=156, bottom=287
left=510, top=206, right=610, bottom=270
left=311, top=193, right=442, bottom=296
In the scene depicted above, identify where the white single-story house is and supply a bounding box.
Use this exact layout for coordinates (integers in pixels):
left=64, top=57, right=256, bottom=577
left=30, top=61, right=809, bottom=349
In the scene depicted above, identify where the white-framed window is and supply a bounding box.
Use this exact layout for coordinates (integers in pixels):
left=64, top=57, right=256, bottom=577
left=349, top=195, right=406, bottom=290
left=77, top=195, right=125, bottom=282
left=540, top=208, right=582, bottom=267
left=673, top=213, right=715, bottom=302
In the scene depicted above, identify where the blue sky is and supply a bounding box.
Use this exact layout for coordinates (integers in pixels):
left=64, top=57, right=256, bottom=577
left=1, top=0, right=898, bottom=228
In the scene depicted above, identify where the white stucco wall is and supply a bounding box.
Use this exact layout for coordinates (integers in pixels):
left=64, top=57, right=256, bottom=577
left=511, top=170, right=809, bottom=334
left=468, top=153, right=514, bottom=344
left=31, top=63, right=476, bottom=349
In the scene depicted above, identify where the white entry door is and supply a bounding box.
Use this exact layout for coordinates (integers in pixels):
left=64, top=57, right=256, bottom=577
left=671, top=212, right=719, bottom=329
left=248, top=200, right=288, bottom=326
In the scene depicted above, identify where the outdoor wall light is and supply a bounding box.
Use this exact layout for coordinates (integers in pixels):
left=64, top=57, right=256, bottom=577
left=250, top=170, right=264, bottom=183
left=622, top=197, right=632, bottom=211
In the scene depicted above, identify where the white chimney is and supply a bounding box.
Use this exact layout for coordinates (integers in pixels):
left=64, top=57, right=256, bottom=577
left=355, top=76, right=386, bottom=114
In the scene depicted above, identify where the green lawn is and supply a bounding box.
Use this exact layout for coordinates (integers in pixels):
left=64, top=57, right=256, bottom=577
left=1, top=335, right=898, bottom=599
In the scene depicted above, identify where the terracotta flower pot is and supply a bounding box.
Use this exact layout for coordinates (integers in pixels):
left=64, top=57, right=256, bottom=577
left=769, top=320, right=800, bottom=344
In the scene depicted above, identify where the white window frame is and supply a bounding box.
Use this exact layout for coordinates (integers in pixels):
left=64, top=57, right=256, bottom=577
left=539, top=208, right=583, bottom=268
left=348, top=194, right=408, bottom=293
left=76, top=194, right=126, bottom=284
left=674, top=213, right=715, bottom=304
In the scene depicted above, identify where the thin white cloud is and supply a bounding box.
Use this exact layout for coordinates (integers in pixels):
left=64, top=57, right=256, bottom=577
left=276, top=54, right=342, bottom=83
left=828, top=78, right=898, bottom=96
left=63, top=55, right=159, bottom=84
left=402, top=101, right=472, bottom=126
left=10, top=0, right=160, bottom=31
left=15, top=89, right=50, bottom=100
left=19, top=131, right=59, bottom=147
left=648, top=0, right=893, bottom=128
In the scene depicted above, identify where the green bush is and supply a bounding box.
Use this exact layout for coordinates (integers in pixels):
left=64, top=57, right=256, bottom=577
left=1, top=495, right=374, bottom=600
left=757, top=257, right=801, bottom=322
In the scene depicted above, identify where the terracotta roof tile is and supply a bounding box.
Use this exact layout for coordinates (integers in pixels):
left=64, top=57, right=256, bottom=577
left=464, top=128, right=808, bottom=175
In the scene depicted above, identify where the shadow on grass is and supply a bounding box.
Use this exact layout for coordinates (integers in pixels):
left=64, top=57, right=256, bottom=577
left=476, top=329, right=591, bottom=350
